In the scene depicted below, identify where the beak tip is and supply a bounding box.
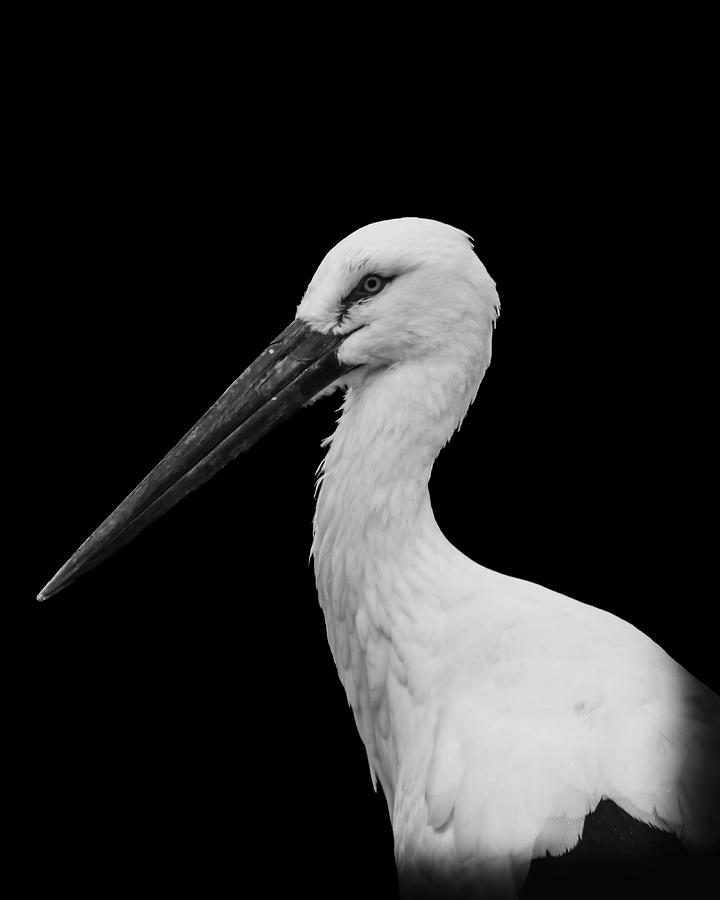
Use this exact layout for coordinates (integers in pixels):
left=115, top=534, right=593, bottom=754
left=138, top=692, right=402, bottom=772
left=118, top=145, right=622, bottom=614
left=37, top=576, right=59, bottom=602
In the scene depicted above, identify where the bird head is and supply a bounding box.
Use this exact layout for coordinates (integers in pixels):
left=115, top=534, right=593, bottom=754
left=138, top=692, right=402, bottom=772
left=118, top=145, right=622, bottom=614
left=298, top=217, right=498, bottom=372
left=38, top=218, right=499, bottom=600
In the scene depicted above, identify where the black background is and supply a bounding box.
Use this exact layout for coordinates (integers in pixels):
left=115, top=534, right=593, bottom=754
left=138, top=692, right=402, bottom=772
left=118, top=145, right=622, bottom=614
left=18, top=38, right=715, bottom=899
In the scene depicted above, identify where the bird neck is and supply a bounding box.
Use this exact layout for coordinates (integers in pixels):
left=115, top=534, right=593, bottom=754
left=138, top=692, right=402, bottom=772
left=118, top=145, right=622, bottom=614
left=311, top=357, right=488, bottom=803
left=312, top=358, right=484, bottom=799
left=314, top=359, right=473, bottom=555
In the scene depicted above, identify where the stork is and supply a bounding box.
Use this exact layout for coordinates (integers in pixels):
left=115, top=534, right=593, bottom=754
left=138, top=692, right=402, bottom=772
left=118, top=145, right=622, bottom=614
left=39, top=219, right=718, bottom=898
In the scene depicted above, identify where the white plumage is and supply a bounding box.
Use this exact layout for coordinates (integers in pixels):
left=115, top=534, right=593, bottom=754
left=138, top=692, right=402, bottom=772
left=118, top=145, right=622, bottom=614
left=295, top=218, right=718, bottom=895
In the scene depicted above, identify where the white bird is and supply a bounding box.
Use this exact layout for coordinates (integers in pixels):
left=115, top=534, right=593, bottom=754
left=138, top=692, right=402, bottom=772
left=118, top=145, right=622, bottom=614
left=40, top=218, right=719, bottom=898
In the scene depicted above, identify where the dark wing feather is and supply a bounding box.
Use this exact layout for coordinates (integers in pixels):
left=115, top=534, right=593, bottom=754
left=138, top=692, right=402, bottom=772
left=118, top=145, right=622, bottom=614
left=523, top=799, right=715, bottom=900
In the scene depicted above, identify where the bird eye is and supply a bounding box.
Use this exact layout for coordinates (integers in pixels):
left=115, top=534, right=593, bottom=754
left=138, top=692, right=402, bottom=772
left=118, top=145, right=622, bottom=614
left=360, top=274, right=385, bottom=294
left=338, top=273, right=392, bottom=320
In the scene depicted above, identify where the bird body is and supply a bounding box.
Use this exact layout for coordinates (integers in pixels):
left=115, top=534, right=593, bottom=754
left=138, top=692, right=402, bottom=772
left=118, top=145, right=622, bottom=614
left=40, top=218, right=719, bottom=897
left=300, top=219, right=719, bottom=894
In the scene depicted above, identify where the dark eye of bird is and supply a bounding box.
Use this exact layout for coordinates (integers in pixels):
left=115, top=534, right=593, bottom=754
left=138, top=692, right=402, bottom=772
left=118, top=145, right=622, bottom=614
left=361, top=274, right=384, bottom=294
left=338, top=273, right=393, bottom=321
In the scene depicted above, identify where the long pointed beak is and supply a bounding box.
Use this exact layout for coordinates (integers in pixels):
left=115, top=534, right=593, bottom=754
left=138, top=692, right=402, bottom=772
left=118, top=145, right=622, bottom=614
left=38, top=318, right=352, bottom=601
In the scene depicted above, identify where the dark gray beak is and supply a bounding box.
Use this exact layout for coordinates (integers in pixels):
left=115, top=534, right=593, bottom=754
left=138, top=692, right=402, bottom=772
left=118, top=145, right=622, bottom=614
left=38, top=319, right=352, bottom=601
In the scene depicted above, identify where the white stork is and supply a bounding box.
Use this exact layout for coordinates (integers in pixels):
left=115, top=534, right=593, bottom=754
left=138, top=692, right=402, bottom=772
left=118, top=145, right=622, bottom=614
left=39, top=218, right=719, bottom=898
